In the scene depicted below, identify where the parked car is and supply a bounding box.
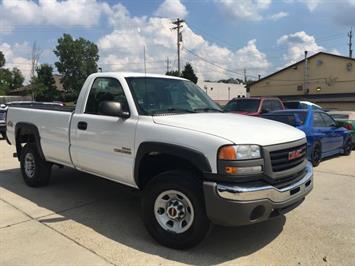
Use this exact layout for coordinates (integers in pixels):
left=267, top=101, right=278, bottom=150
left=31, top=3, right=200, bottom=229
left=0, top=104, right=7, bottom=139
left=6, top=72, right=313, bottom=249
left=262, top=108, right=352, bottom=166
left=328, top=111, right=355, bottom=148
left=223, top=97, right=284, bottom=116
left=283, top=100, right=323, bottom=110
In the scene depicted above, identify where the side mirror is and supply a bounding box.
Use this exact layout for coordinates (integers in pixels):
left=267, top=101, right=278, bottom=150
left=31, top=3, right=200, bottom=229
left=98, top=101, right=130, bottom=118
left=260, top=109, right=268, bottom=114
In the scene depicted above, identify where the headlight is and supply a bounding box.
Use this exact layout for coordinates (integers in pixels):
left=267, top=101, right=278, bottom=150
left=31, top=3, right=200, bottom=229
left=218, top=145, right=261, bottom=160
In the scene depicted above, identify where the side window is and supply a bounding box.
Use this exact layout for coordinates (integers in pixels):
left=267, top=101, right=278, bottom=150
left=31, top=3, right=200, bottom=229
left=313, top=112, right=325, bottom=127
left=271, top=100, right=283, bottom=111
left=262, top=100, right=272, bottom=112
left=85, top=78, right=129, bottom=115
left=321, top=113, right=336, bottom=127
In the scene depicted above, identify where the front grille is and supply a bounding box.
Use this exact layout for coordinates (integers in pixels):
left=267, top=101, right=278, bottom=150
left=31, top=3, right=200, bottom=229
left=271, top=169, right=306, bottom=189
left=270, top=144, right=307, bottom=172
left=0, top=112, right=5, bottom=122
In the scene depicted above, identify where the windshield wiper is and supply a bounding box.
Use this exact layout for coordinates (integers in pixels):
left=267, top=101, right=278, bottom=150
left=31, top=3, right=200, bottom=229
left=152, top=108, right=196, bottom=115
left=193, top=107, right=223, bottom=113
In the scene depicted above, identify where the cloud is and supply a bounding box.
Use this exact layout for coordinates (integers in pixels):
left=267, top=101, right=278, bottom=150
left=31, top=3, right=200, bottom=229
left=333, top=0, right=355, bottom=25
left=277, top=31, right=324, bottom=65
left=268, top=11, right=288, bottom=21
left=98, top=2, right=270, bottom=81
left=215, top=0, right=272, bottom=21
left=154, top=0, right=188, bottom=18
left=283, top=0, right=321, bottom=11
left=0, top=42, right=33, bottom=83
left=0, top=0, right=107, bottom=30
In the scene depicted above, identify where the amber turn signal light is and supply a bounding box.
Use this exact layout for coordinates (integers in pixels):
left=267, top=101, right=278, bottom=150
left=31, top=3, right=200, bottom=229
left=218, top=146, right=237, bottom=160
left=225, top=166, right=237, bottom=174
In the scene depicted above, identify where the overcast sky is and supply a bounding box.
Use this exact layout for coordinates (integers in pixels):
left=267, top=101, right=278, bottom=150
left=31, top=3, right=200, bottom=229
left=0, top=0, right=354, bottom=82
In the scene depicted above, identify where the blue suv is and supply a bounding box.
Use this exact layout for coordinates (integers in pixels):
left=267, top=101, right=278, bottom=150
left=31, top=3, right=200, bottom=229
left=262, top=107, right=352, bottom=166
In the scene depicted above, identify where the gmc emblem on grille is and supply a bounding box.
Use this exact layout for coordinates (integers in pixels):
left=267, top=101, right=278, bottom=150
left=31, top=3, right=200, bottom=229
left=288, top=148, right=304, bottom=160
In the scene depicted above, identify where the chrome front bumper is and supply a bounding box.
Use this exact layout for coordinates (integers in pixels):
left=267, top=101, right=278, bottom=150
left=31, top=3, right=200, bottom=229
left=216, top=162, right=313, bottom=203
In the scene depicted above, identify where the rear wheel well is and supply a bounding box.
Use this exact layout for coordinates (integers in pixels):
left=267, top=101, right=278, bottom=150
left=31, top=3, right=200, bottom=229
left=15, top=124, right=44, bottom=160
left=137, top=153, right=202, bottom=189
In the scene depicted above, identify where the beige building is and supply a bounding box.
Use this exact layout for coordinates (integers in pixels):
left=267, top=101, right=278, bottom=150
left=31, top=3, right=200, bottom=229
left=250, top=52, right=355, bottom=110
left=197, top=81, right=247, bottom=105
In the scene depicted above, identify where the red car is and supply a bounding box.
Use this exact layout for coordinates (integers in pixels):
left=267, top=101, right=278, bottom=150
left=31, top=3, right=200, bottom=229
left=223, top=97, right=285, bottom=116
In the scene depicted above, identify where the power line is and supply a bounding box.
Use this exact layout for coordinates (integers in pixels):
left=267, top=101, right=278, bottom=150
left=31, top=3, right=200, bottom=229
left=183, top=47, right=261, bottom=78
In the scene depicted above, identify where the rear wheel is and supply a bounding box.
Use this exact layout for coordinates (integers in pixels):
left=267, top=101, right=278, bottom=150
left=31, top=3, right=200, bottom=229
left=141, top=170, right=210, bottom=249
left=311, top=142, right=322, bottom=167
left=343, top=138, right=352, bottom=156
left=20, top=144, right=52, bottom=187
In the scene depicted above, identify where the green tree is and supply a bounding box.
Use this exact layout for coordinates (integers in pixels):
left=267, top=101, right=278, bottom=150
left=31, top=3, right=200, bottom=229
left=182, top=63, right=198, bottom=84
left=0, top=69, right=12, bottom=95
left=165, top=70, right=181, bottom=77
left=0, top=67, right=24, bottom=95
left=54, top=34, right=99, bottom=100
left=11, top=67, right=24, bottom=90
left=31, top=64, right=59, bottom=101
left=0, top=51, right=5, bottom=68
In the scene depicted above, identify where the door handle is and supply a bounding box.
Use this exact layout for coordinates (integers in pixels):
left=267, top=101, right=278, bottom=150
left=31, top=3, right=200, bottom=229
left=77, top=121, right=87, bottom=130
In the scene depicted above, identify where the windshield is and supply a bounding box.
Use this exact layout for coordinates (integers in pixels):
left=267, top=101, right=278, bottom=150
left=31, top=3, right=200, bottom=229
left=284, top=102, right=300, bottom=109
left=126, top=77, right=221, bottom=115
left=263, top=112, right=307, bottom=126
left=224, top=99, right=260, bottom=112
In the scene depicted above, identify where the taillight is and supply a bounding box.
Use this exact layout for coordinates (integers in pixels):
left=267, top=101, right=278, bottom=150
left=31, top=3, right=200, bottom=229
left=344, top=124, right=353, bottom=130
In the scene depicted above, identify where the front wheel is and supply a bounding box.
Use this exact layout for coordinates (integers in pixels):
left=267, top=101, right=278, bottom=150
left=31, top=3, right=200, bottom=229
left=311, top=143, right=322, bottom=167
left=20, top=144, right=52, bottom=187
left=141, top=170, right=210, bottom=249
left=343, top=138, right=352, bottom=156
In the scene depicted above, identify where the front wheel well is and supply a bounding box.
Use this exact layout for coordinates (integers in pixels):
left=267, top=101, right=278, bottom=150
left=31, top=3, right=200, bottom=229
left=136, top=153, right=202, bottom=189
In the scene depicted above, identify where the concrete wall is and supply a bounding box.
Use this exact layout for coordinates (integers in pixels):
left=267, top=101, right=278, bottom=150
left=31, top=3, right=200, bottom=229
left=250, top=53, right=355, bottom=97
left=197, top=81, right=246, bottom=105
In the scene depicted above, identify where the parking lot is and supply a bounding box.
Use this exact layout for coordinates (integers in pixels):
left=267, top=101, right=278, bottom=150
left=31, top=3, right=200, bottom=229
left=0, top=139, right=354, bottom=265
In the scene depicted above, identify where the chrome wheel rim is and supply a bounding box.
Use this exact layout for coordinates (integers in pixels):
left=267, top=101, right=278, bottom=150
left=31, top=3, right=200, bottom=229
left=154, top=190, right=194, bottom=234
left=24, top=153, right=35, bottom=178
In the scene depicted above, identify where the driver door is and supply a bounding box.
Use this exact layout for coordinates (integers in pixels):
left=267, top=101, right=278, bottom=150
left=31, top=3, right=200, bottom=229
left=70, top=77, right=138, bottom=187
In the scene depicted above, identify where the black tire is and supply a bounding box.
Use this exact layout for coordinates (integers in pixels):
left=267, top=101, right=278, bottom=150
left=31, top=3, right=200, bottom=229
left=311, top=142, right=322, bottom=167
left=20, top=144, right=52, bottom=187
left=141, top=170, right=210, bottom=249
left=343, top=137, right=352, bottom=156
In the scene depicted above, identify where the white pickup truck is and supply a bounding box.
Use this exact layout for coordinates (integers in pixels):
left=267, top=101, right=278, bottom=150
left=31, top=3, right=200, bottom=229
left=6, top=72, right=313, bottom=249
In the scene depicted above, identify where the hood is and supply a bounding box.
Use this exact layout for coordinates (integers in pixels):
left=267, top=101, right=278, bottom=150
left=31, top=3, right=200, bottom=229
left=153, top=113, right=305, bottom=146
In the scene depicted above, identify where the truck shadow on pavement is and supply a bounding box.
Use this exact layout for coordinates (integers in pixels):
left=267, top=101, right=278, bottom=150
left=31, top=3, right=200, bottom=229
left=0, top=166, right=286, bottom=265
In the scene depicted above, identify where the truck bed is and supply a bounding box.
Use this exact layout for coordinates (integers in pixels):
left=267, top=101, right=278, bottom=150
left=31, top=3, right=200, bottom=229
left=6, top=106, right=74, bottom=166
left=8, top=102, right=75, bottom=112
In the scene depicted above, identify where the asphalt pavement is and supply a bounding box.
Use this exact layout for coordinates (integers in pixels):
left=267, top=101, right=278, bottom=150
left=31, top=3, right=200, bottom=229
left=0, top=139, right=354, bottom=265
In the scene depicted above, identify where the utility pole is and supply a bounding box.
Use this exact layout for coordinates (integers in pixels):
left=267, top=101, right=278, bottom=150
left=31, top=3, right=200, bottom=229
left=171, top=18, right=184, bottom=75
left=143, top=46, right=147, bottom=74
left=166, top=57, right=170, bottom=73
left=348, top=27, right=353, bottom=58
left=243, top=68, right=247, bottom=84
